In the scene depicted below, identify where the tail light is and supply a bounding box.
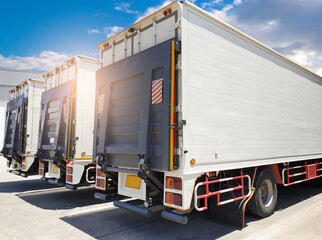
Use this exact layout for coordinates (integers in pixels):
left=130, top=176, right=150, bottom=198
left=174, top=193, right=182, bottom=206
left=96, top=178, right=106, bottom=190
left=96, top=167, right=106, bottom=190
left=165, top=192, right=174, bottom=204
left=66, top=166, right=73, bottom=183
left=39, top=162, right=45, bottom=176
left=66, top=174, right=73, bottom=183
left=165, top=192, right=182, bottom=206
left=174, top=178, right=182, bottom=190
left=22, top=158, right=27, bottom=171
left=97, top=168, right=106, bottom=178
left=67, top=167, right=73, bottom=174
left=166, top=177, right=174, bottom=189
left=166, top=177, right=182, bottom=190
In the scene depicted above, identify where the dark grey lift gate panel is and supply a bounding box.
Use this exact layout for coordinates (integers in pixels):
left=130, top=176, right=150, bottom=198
left=95, top=39, right=174, bottom=171
left=2, top=95, right=27, bottom=159
left=37, top=80, right=74, bottom=161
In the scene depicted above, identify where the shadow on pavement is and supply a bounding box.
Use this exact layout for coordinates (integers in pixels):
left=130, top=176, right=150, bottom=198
left=61, top=207, right=236, bottom=240
left=0, top=179, right=58, bottom=193
left=61, top=184, right=321, bottom=240
left=16, top=187, right=105, bottom=210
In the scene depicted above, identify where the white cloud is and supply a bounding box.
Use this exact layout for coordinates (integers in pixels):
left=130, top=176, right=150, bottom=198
left=201, top=0, right=223, bottom=9
left=87, top=28, right=100, bottom=34
left=201, top=0, right=322, bottom=76
left=103, top=26, right=124, bottom=38
left=0, top=51, right=70, bottom=71
left=115, top=2, right=139, bottom=14
left=277, top=44, right=322, bottom=76
left=136, top=0, right=173, bottom=22
left=233, top=0, right=242, bottom=5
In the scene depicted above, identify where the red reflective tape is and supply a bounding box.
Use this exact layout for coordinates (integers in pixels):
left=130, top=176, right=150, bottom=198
left=98, top=94, right=104, bottom=114
left=63, top=103, right=68, bottom=119
left=152, top=83, right=162, bottom=95
left=153, top=94, right=163, bottom=105
left=151, top=79, right=163, bottom=104
left=152, top=87, right=162, bottom=98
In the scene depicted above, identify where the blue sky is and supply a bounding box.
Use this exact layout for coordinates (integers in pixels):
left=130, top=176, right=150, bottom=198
left=0, top=0, right=321, bottom=75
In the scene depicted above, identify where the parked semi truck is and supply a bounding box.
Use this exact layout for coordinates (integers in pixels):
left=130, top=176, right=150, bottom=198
left=2, top=79, right=45, bottom=177
left=37, top=56, right=100, bottom=190
left=93, top=0, right=322, bottom=227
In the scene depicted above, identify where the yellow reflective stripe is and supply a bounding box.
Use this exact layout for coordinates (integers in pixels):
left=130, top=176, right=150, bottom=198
left=67, top=81, right=75, bottom=160
left=170, top=40, right=175, bottom=171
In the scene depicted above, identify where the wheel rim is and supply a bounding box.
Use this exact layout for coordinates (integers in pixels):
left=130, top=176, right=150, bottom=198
left=260, top=179, right=274, bottom=207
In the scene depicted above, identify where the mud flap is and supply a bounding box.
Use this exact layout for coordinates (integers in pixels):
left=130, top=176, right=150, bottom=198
left=209, top=188, right=255, bottom=229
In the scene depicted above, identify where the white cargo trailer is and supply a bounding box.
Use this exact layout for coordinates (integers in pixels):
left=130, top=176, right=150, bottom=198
left=93, top=1, right=322, bottom=227
left=2, top=79, right=45, bottom=177
left=37, top=56, right=100, bottom=190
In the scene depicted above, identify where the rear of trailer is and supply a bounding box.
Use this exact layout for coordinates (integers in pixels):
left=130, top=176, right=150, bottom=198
left=94, top=1, right=322, bottom=226
left=2, top=79, right=45, bottom=177
left=37, top=56, right=100, bottom=189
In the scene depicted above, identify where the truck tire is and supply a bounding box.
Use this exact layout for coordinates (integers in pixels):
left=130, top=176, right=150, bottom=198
left=248, top=169, right=278, bottom=218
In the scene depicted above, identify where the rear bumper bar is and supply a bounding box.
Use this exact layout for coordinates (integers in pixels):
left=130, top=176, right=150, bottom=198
left=94, top=192, right=126, bottom=202
left=114, top=200, right=153, bottom=217
left=65, top=184, right=77, bottom=190
left=41, top=177, right=65, bottom=187
left=161, top=211, right=188, bottom=224
left=7, top=169, right=28, bottom=177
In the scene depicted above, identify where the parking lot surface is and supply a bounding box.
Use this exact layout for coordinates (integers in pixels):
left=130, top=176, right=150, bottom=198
left=0, top=157, right=321, bottom=240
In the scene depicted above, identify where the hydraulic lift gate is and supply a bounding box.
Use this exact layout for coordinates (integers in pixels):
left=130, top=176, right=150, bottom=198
left=2, top=95, right=27, bottom=158
left=37, top=80, right=75, bottom=165
left=94, top=39, right=175, bottom=171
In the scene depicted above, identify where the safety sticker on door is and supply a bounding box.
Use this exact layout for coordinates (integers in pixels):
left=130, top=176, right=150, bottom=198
left=151, top=79, right=163, bottom=104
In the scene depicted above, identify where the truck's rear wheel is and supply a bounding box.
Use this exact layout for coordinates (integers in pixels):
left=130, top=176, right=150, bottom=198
left=248, top=169, right=277, bottom=218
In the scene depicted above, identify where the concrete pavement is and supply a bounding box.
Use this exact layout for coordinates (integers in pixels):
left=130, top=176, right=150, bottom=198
left=0, top=157, right=321, bottom=240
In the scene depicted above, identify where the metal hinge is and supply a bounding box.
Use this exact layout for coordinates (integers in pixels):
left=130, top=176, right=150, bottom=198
left=179, top=120, right=186, bottom=126
left=175, top=105, right=182, bottom=113
left=176, top=61, right=182, bottom=70
left=173, top=148, right=183, bottom=156
left=175, top=41, right=181, bottom=53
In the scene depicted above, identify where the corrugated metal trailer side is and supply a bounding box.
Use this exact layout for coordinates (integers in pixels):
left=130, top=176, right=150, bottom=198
left=181, top=2, right=322, bottom=173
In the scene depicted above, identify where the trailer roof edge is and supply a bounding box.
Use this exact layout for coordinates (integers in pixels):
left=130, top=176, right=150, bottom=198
left=96, top=0, right=178, bottom=50
left=42, top=56, right=99, bottom=79
left=8, top=78, right=45, bottom=93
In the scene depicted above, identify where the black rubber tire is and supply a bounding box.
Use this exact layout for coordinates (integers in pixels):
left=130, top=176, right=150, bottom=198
left=248, top=169, right=278, bottom=218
